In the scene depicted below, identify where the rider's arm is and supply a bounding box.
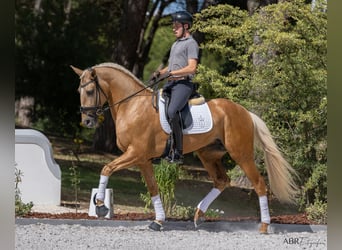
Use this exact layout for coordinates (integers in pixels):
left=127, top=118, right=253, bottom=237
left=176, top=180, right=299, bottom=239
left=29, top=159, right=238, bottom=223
left=169, top=59, right=197, bottom=77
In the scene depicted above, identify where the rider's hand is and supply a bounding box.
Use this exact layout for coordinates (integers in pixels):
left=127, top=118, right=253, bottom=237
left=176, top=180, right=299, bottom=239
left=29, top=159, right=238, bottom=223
left=159, top=70, right=172, bottom=80
left=150, top=71, right=160, bottom=82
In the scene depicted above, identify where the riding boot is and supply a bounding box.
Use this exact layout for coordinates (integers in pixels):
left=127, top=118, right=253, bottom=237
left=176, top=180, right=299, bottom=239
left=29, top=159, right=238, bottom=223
left=165, top=115, right=184, bottom=164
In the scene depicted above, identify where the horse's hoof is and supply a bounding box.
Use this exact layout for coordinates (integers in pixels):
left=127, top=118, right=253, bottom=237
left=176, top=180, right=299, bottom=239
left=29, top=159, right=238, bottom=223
left=148, top=220, right=163, bottom=231
left=194, top=209, right=205, bottom=228
left=96, top=205, right=109, bottom=217
left=259, top=222, right=269, bottom=234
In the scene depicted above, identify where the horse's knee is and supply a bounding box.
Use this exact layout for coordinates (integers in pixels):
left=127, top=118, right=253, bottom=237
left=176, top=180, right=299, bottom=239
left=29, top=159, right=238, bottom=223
left=100, top=164, right=113, bottom=176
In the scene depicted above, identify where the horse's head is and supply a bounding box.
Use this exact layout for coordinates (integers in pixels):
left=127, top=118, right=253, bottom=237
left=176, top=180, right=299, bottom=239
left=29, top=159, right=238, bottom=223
left=70, top=65, right=107, bottom=128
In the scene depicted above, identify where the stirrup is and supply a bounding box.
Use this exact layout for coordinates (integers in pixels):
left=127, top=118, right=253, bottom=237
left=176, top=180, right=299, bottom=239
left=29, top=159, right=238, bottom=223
left=169, top=155, right=184, bottom=164
left=164, top=150, right=184, bottom=165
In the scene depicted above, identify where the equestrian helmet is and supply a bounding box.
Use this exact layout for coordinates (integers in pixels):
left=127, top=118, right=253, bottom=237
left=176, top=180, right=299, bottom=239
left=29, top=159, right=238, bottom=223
left=171, top=11, right=193, bottom=26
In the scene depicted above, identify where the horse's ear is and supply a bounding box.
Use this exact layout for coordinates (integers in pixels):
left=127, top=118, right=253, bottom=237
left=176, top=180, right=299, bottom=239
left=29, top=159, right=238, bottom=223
left=90, top=68, right=96, bottom=78
left=70, top=65, right=83, bottom=77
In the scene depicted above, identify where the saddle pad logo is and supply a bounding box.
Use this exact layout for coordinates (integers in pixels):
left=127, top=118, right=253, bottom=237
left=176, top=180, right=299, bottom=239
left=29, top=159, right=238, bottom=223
left=159, top=97, right=213, bottom=135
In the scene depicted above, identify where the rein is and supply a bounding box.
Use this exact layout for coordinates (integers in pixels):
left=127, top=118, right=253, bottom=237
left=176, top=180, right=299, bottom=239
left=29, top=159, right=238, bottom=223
left=79, top=71, right=168, bottom=116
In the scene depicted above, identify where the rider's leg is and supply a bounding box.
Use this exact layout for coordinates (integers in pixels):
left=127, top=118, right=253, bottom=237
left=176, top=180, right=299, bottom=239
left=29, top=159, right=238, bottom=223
left=165, top=81, right=192, bottom=163
left=168, top=114, right=183, bottom=163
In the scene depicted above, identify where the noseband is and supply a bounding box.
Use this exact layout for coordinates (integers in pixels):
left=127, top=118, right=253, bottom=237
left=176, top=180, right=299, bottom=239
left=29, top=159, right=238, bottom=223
left=79, top=71, right=109, bottom=116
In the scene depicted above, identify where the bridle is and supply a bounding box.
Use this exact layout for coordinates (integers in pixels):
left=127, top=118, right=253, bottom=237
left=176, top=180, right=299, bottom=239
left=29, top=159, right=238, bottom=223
left=79, top=68, right=168, bottom=117
left=79, top=72, right=110, bottom=116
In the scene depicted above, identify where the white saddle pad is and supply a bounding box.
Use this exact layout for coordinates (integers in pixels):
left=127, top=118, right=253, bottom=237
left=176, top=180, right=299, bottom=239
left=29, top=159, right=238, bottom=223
left=159, top=94, right=213, bottom=135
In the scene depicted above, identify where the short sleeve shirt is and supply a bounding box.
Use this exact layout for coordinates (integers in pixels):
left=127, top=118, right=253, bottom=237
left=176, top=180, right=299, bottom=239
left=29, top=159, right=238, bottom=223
left=168, top=36, right=199, bottom=73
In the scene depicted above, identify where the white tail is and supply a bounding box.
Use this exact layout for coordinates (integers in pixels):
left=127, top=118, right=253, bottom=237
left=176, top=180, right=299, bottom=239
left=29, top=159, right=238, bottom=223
left=250, top=112, right=298, bottom=204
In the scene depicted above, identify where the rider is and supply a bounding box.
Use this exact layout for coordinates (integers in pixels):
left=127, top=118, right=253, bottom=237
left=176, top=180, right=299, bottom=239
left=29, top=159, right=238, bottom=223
left=154, top=11, right=199, bottom=164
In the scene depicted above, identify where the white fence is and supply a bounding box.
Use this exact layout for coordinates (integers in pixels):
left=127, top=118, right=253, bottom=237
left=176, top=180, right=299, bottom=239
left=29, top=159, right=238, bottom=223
left=15, top=129, right=61, bottom=205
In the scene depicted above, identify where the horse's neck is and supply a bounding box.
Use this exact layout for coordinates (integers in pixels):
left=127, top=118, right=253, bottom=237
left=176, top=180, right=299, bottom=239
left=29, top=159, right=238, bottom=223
left=98, top=68, right=143, bottom=100
left=100, top=68, right=151, bottom=118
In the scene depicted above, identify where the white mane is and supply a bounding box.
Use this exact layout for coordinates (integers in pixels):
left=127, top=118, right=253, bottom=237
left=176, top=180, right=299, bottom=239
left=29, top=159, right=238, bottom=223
left=92, top=62, right=153, bottom=92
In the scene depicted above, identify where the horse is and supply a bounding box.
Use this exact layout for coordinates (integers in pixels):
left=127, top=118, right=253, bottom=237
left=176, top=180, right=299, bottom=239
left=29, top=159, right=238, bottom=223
left=70, top=62, right=298, bottom=233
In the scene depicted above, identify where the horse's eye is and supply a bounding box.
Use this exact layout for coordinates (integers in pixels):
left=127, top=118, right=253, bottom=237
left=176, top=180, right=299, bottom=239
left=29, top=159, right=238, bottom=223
left=86, top=89, right=94, bottom=96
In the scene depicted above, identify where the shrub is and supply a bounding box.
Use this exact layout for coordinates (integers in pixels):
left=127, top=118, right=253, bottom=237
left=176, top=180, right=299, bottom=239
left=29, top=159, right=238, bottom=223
left=305, top=199, right=327, bottom=224
left=141, top=160, right=183, bottom=216
left=15, top=167, right=33, bottom=216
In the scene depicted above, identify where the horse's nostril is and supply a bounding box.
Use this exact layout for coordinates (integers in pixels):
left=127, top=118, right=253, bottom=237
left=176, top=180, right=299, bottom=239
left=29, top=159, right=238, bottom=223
left=83, top=118, right=93, bottom=128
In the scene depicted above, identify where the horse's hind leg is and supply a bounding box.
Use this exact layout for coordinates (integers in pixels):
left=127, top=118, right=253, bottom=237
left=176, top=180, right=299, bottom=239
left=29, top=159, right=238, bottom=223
left=193, top=143, right=231, bottom=227
left=218, top=108, right=271, bottom=233
left=224, top=126, right=271, bottom=233
left=237, top=159, right=270, bottom=233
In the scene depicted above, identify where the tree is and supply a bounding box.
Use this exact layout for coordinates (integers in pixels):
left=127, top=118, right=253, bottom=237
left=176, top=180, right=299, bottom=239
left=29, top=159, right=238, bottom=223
left=193, top=0, right=327, bottom=208
left=93, top=0, right=217, bottom=152
left=15, top=0, right=122, bottom=135
left=93, top=0, right=171, bottom=152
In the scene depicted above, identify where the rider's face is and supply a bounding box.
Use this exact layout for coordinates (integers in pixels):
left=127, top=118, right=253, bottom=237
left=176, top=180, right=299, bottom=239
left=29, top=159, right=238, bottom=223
left=172, top=22, right=184, bottom=38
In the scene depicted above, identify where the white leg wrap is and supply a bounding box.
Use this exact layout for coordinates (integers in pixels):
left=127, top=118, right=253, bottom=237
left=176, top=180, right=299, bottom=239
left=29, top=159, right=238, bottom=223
left=197, top=188, right=221, bottom=213
left=151, top=194, right=165, bottom=222
left=259, top=195, right=271, bottom=224
left=96, top=175, right=109, bottom=201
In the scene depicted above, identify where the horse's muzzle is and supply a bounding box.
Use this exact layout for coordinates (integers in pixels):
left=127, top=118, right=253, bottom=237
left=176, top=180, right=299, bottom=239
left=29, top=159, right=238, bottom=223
left=82, top=115, right=97, bottom=128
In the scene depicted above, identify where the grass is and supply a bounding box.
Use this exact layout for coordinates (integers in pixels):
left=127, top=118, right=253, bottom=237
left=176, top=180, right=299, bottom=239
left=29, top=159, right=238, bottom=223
left=57, top=157, right=147, bottom=208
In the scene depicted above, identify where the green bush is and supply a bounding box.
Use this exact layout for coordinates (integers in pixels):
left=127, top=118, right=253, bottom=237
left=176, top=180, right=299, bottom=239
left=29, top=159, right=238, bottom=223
left=141, top=160, right=184, bottom=216
left=305, top=199, right=327, bottom=224
left=15, top=167, right=33, bottom=216
left=194, top=0, right=327, bottom=211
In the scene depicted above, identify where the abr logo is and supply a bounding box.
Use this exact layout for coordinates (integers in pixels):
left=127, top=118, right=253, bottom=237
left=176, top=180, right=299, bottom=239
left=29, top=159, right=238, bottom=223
left=283, top=237, right=304, bottom=244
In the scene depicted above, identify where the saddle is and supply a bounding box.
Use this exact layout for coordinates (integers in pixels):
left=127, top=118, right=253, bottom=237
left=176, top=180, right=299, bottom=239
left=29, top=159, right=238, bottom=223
left=159, top=87, right=205, bottom=130
left=153, top=87, right=212, bottom=163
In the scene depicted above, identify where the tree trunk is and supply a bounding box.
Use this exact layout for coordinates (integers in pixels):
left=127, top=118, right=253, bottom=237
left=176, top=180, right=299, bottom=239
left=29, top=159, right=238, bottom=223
left=34, top=0, right=43, bottom=14
left=93, top=0, right=150, bottom=153
left=15, top=96, right=34, bottom=128
left=132, top=0, right=172, bottom=78
left=111, top=0, right=150, bottom=71
left=92, top=110, right=120, bottom=153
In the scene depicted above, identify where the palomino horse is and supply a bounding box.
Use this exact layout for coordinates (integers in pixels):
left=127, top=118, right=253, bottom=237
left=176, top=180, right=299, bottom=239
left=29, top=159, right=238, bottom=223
left=71, top=62, right=298, bottom=233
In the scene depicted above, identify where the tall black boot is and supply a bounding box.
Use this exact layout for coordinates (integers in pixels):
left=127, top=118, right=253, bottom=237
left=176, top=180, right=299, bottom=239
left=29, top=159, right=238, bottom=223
left=165, top=115, right=184, bottom=164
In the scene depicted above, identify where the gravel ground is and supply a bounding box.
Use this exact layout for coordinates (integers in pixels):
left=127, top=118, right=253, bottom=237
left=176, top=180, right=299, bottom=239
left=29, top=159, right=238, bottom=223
left=16, top=204, right=327, bottom=250
left=16, top=220, right=327, bottom=250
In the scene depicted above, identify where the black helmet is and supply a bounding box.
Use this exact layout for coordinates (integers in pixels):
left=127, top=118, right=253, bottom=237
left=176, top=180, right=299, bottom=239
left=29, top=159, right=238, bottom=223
left=171, top=11, right=193, bottom=26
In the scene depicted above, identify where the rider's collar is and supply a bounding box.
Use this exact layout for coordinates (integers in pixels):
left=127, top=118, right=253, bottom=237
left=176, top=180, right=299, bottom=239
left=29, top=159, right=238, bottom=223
left=177, top=35, right=192, bottom=41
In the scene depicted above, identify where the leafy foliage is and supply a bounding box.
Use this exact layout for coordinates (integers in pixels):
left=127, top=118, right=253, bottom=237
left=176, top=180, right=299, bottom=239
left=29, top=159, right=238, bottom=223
left=141, top=160, right=183, bottom=216
left=15, top=0, right=122, bottom=135
left=193, top=0, right=327, bottom=209
left=15, top=167, right=33, bottom=216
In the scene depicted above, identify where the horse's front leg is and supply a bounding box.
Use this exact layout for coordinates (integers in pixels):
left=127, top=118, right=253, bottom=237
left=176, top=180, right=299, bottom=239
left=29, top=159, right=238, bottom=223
left=139, top=163, right=166, bottom=231
left=94, top=147, right=142, bottom=217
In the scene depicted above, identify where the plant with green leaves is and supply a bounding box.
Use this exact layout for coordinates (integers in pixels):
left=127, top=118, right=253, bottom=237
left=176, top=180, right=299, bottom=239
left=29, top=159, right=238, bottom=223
left=69, top=161, right=81, bottom=213
left=193, top=0, right=327, bottom=213
left=141, top=160, right=183, bottom=216
left=15, top=167, right=33, bottom=216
